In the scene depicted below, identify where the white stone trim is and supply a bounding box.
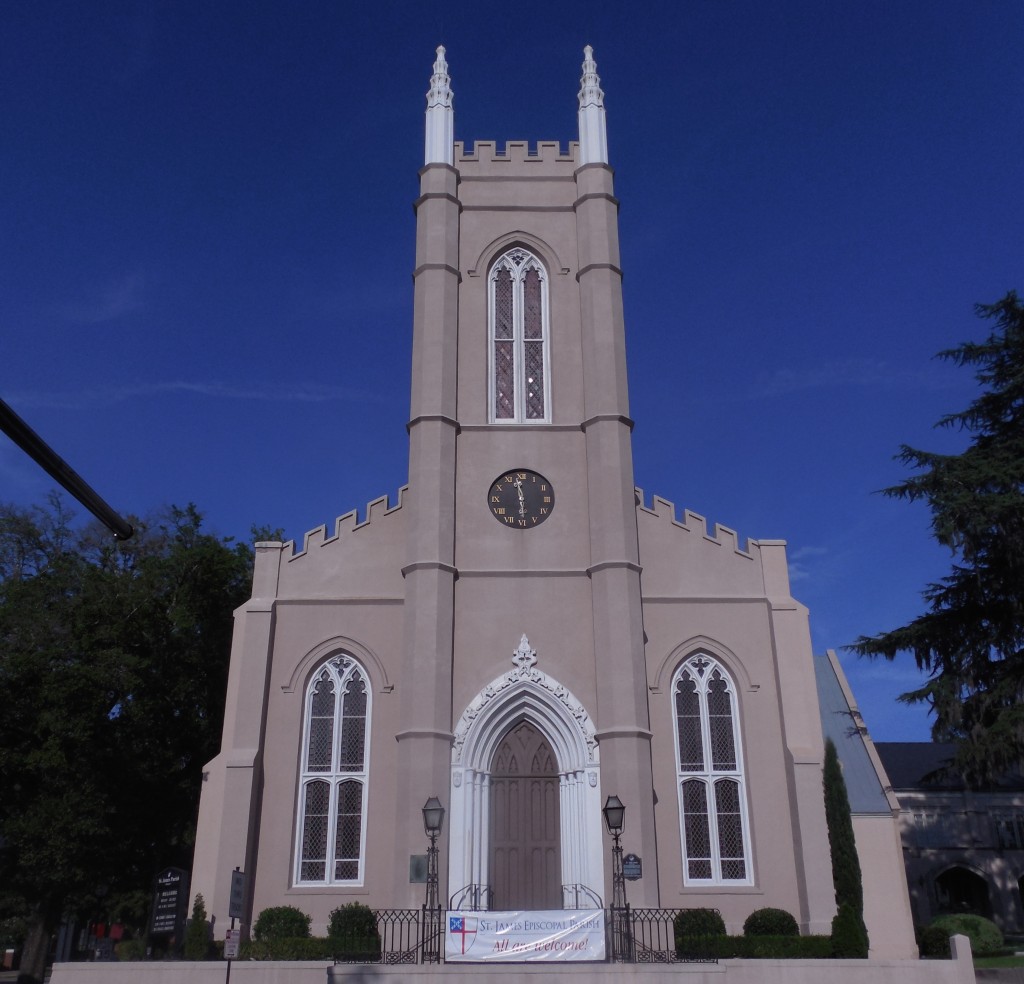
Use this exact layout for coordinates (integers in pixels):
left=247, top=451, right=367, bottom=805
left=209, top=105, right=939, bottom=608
left=425, top=45, right=453, bottom=166
left=449, top=636, right=604, bottom=907
left=577, top=45, right=608, bottom=166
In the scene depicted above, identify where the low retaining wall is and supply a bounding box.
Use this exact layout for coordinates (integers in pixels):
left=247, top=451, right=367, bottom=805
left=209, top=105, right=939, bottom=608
left=48, top=936, right=978, bottom=984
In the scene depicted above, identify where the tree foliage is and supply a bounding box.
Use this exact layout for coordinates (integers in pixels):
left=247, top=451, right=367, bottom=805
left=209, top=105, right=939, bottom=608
left=823, top=739, right=868, bottom=957
left=0, top=497, right=252, bottom=980
left=853, top=292, right=1024, bottom=783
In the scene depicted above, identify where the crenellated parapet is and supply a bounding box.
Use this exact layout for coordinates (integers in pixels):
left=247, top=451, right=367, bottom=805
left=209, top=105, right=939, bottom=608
left=455, top=139, right=578, bottom=174
left=635, top=488, right=797, bottom=600
left=278, top=486, right=407, bottom=560
left=636, top=488, right=755, bottom=558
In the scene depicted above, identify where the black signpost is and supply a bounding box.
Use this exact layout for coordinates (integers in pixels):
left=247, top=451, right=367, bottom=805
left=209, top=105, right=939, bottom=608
left=149, top=867, right=188, bottom=950
left=224, top=867, right=246, bottom=984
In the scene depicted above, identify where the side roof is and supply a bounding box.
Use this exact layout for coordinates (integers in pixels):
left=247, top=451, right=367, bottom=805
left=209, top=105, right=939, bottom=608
left=814, top=651, right=894, bottom=814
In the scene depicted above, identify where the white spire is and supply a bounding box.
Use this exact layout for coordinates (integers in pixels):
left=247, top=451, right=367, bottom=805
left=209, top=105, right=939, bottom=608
left=577, top=45, right=608, bottom=165
left=425, top=45, right=454, bottom=166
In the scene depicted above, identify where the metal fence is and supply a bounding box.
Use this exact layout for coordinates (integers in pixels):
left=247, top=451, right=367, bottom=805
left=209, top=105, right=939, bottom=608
left=343, top=905, right=718, bottom=965
left=610, top=906, right=720, bottom=964
left=332, top=907, right=442, bottom=965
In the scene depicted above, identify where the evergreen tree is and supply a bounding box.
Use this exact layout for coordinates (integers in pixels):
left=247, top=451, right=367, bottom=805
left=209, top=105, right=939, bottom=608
left=853, top=292, right=1024, bottom=783
left=822, top=738, right=869, bottom=957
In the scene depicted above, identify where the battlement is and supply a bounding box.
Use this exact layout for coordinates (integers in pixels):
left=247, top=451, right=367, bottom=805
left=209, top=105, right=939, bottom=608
left=285, top=486, right=407, bottom=560
left=635, top=488, right=756, bottom=559
left=455, top=139, right=578, bottom=165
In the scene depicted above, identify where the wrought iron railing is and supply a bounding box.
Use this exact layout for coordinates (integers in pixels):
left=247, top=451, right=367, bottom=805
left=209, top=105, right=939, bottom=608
left=331, top=907, right=442, bottom=965
left=448, top=883, right=493, bottom=910
left=609, top=906, right=720, bottom=964
left=562, top=883, right=603, bottom=909
left=326, top=903, right=718, bottom=965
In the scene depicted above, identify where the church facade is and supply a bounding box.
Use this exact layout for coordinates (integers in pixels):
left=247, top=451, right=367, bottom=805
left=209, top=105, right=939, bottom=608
left=191, top=47, right=912, bottom=955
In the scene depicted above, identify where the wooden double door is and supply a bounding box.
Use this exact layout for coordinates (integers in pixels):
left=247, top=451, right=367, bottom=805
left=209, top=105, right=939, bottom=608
left=489, top=721, right=562, bottom=910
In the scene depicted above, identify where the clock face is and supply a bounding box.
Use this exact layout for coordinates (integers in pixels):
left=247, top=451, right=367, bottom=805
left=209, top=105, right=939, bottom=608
left=488, top=470, right=554, bottom=529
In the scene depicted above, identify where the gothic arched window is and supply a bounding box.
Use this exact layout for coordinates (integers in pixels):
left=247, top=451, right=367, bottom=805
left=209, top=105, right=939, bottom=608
left=672, top=654, right=752, bottom=885
left=488, top=247, right=550, bottom=422
left=294, top=655, right=370, bottom=885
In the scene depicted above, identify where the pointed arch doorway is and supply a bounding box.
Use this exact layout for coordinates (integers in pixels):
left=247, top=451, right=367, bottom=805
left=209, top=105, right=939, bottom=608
left=448, top=636, right=605, bottom=911
left=490, top=721, right=561, bottom=910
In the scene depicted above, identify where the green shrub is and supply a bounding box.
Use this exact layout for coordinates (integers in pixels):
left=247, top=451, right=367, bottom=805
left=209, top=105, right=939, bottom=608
left=674, top=908, right=727, bottom=958
left=327, top=903, right=381, bottom=961
left=252, top=905, right=311, bottom=942
left=743, top=907, right=799, bottom=937
left=831, top=902, right=869, bottom=958
left=918, top=923, right=950, bottom=958
left=183, top=894, right=213, bottom=960
left=328, top=902, right=378, bottom=939
left=928, top=914, right=1002, bottom=956
left=674, top=907, right=726, bottom=938
left=693, top=935, right=833, bottom=959
left=114, top=939, right=147, bottom=961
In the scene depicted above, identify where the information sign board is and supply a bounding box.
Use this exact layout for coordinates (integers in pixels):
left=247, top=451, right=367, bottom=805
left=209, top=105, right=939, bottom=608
left=224, top=929, right=241, bottom=960
left=623, top=853, right=642, bottom=880
left=149, top=867, right=188, bottom=937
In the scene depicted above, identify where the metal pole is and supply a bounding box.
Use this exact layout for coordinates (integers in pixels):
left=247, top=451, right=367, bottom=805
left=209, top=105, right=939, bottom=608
left=0, top=397, right=133, bottom=540
left=423, top=829, right=440, bottom=963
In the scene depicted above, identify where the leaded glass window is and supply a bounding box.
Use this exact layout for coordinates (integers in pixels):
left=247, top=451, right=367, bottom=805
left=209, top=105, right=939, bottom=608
left=488, top=248, right=550, bottom=422
left=295, top=656, right=371, bottom=885
left=672, top=654, right=751, bottom=884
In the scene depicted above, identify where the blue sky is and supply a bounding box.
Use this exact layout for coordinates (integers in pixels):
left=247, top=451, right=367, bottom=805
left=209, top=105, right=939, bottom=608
left=2, top=2, right=1021, bottom=743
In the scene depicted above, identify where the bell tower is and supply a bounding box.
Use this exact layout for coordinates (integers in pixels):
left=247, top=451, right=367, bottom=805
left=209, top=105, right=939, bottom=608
left=395, top=46, right=659, bottom=908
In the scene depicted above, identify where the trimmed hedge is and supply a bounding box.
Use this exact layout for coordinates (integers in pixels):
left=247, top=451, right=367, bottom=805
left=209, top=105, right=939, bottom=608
left=241, top=935, right=383, bottom=961
left=674, top=907, right=726, bottom=939
left=252, top=906, right=311, bottom=942
left=242, top=937, right=335, bottom=961
left=677, top=934, right=834, bottom=959
left=743, top=907, right=799, bottom=938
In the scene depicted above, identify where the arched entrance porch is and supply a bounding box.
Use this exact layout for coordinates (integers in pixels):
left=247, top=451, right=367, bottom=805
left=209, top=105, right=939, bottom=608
left=448, top=636, right=604, bottom=910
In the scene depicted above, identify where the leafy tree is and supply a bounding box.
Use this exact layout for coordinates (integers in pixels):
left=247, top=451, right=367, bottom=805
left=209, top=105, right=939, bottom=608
left=853, top=292, right=1024, bottom=783
left=0, top=498, right=253, bottom=983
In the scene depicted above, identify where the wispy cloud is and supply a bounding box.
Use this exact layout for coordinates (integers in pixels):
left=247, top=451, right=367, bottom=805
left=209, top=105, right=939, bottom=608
left=750, top=358, right=956, bottom=399
left=6, top=380, right=389, bottom=411
left=788, top=544, right=828, bottom=583
left=52, top=273, right=146, bottom=325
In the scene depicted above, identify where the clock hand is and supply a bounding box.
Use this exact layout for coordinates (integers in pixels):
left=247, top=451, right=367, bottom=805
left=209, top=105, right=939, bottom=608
left=514, top=478, right=526, bottom=516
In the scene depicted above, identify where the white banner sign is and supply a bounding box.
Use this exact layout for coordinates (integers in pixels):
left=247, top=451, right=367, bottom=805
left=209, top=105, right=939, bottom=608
left=445, top=909, right=606, bottom=962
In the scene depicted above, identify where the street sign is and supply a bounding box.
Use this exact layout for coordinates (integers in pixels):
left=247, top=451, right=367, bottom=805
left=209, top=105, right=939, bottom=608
left=224, top=929, right=241, bottom=960
left=228, top=869, right=246, bottom=920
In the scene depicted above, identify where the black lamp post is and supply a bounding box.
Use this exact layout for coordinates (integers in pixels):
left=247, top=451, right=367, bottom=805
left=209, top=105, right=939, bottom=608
left=603, top=794, right=630, bottom=961
left=602, top=794, right=627, bottom=909
left=420, top=796, right=445, bottom=963
left=422, top=796, right=445, bottom=912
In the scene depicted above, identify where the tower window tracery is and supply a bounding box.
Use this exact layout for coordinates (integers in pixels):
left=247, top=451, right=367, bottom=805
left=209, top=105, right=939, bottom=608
left=672, top=654, right=752, bottom=885
left=295, top=655, right=370, bottom=885
left=488, top=248, right=550, bottom=422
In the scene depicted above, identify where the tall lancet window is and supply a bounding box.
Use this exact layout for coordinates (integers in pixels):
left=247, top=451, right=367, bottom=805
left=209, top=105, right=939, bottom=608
left=672, top=654, right=752, bottom=885
left=295, top=655, right=371, bottom=885
left=489, top=247, right=550, bottom=422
